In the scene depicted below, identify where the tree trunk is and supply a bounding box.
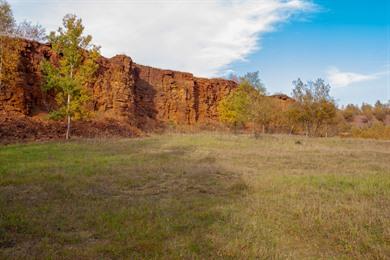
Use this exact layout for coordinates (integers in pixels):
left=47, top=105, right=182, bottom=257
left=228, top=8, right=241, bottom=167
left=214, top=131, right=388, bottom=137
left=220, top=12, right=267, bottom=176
left=289, top=125, right=294, bottom=135
left=252, top=120, right=257, bottom=138
left=325, top=124, right=328, bottom=138
left=262, top=124, right=265, bottom=134
left=66, top=64, right=74, bottom=140
left=305, top=123, right=309, bottom=137
left=312, top=121, right=320, bottom=137
left=66, top=93, right=71, bottom=140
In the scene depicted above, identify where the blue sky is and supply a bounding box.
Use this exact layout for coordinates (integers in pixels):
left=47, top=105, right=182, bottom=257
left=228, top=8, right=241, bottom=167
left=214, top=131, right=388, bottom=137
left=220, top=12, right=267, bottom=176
left=228, top=1, right=389, bottom=106
left=9, top=0, right=390, bottom=106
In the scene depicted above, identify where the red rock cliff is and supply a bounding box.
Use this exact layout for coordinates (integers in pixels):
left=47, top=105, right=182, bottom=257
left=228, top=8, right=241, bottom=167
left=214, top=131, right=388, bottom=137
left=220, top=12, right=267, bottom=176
left=0, top=39, right=237, bottom=128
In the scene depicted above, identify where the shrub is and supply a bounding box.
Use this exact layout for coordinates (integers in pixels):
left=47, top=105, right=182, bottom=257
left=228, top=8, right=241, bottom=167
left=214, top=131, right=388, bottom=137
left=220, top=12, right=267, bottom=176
left=351, top=122, right=390, bottom=140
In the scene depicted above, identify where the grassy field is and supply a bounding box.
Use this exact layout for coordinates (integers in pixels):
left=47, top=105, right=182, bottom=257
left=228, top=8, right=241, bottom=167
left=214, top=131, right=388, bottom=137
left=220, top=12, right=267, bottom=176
left=0, top=133, right=389, bottom=259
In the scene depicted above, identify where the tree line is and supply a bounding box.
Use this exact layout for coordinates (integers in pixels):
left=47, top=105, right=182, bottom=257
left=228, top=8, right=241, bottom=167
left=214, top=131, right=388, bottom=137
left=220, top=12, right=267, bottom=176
left=218, top=72, right=390, bottom=138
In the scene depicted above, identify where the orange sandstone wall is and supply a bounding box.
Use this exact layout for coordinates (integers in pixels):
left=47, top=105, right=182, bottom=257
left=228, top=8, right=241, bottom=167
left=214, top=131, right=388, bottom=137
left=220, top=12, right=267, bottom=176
left=0, top=39, right=237, bottom=128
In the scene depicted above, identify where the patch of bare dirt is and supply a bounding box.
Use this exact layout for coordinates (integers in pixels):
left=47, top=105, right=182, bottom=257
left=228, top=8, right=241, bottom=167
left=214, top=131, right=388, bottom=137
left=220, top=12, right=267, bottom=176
left=0, top=112, right=142, bottom=144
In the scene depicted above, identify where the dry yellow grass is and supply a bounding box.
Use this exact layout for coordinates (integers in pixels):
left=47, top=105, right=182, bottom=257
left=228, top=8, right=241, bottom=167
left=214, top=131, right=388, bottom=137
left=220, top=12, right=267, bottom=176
left=0, top=133, right=389, bottom=259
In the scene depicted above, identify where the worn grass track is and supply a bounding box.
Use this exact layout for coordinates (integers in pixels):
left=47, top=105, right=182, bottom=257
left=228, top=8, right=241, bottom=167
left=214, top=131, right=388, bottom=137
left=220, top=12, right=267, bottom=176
left=1, top=133, right=389, bottom=259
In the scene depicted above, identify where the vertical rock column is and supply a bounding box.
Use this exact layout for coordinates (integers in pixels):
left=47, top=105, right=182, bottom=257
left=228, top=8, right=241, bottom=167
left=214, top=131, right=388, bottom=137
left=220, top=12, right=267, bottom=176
left=134, top=64, right=198, bottom=125
left=92, top=55, right=137, bottom=123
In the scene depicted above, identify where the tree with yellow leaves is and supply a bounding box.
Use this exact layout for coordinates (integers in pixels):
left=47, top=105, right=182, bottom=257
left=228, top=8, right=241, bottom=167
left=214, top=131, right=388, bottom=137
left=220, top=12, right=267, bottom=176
left=218, top=81, right=252, bottom=132
left=0, top=0, right=46, bottom=92
left=0, top=0, right=20, bottom=90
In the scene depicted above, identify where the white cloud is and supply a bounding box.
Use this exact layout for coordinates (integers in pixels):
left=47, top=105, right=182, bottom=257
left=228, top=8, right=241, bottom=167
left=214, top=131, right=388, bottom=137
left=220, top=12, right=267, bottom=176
left=327, top=67, right=388, bottom=87
left=10, top=0, right=314, bottom=77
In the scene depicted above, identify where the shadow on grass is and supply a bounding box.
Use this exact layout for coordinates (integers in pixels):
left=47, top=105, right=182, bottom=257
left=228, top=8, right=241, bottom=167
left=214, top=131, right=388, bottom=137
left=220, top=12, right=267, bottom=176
left=0, top=142, right=249, bottom=258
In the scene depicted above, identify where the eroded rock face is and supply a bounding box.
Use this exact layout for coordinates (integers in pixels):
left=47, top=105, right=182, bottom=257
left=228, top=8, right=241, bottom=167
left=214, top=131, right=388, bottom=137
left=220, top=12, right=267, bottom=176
left=0, top=38, right=237, bottom=128
left=133, top=65, right=237, bottom=127
left=194, top=78, right=237, bottom=123
left=92, top=55, right=137, bottom=122
left=0, top=40, right=54, bottom=114
left=134, top=64, right=196, bottom=126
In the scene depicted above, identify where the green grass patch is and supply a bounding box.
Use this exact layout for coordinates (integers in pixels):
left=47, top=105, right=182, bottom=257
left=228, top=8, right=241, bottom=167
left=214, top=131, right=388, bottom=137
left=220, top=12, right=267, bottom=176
left=0, top=133, right=389, bottom=258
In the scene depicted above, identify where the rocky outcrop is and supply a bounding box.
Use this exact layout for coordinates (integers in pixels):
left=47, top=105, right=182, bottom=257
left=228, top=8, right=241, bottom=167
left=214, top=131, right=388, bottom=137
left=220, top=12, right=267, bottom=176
left=194, top=78, right=237, bottom=123
left=134, top=64, right=196, bottom=126
left=92, top=55, right=137, bottom=122
left=270, top=94, right=294, bottom=102
left=0, top=38, right=237, bottom=128
left=133, top=65, right=236, bottom=127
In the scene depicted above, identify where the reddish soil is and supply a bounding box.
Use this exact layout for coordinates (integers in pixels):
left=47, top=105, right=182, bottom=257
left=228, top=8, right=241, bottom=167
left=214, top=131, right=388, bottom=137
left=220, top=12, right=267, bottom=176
left=0, top=113, right=142, bottom=144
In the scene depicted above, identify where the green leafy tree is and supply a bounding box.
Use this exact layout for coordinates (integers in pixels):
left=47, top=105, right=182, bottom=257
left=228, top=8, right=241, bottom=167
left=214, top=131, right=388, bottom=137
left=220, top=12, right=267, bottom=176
left=41, top=14, right=100, bottom=139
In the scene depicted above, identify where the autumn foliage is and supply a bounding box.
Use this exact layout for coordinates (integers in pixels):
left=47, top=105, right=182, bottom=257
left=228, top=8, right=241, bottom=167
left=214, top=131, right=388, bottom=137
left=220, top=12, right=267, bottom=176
left=218, top=74, right=389, bottom=139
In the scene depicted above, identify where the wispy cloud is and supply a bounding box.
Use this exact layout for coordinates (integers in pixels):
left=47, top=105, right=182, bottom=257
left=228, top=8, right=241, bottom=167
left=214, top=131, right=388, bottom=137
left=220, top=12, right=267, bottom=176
left=326, top=67, right=389, bottom=87
left=10, top=0, right=315, bottom=77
